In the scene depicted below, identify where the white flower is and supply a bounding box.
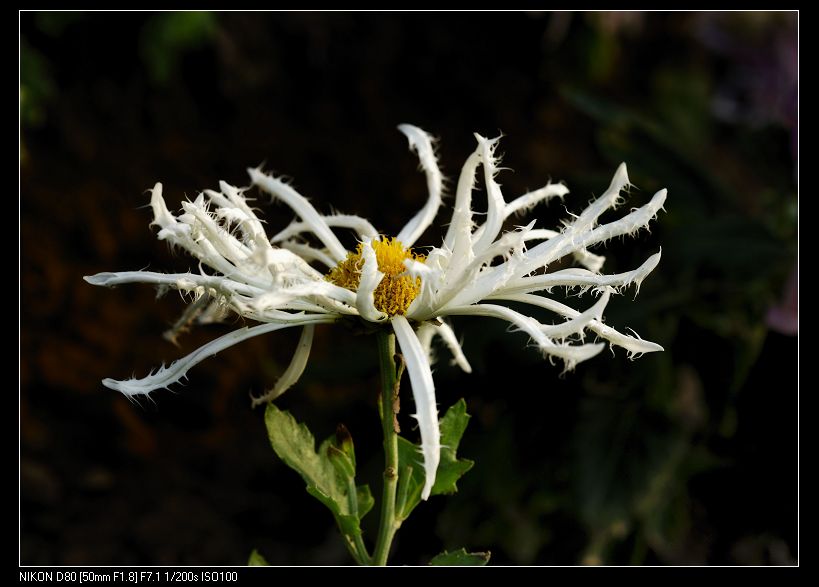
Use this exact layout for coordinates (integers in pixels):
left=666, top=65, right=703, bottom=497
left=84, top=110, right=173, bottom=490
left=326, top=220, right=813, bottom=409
left=86, top=124, right=666, bottom=500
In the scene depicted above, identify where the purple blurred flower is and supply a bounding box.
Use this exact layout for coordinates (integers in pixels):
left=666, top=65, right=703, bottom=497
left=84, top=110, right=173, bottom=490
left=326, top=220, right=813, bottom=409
left=766, top=265, right=798, bottom=335
left=694, top=13, right=797, bottom=167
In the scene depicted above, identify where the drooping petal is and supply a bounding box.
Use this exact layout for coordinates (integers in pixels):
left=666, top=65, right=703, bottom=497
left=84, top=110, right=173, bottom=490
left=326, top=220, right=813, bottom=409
left=415, top=322, right=438, bottom=366
left=392, top=315, right=440, bottom=500
left=409, top=319, right=472, bottom=373
left=492, top=294, right=664, bottom=357
left=489, top=293, right=664, bottom=357
left=248, top=167, right=348, bottom=262
left=103, top=316, right=334, bottom=398
left=438, top=303, right=605, bottom=371
left=537, top=289, right=611, bottom=339
left=396, top=124, right=443, bottom=247
left=435, top=320, right=473, bottom=373
left=251, top=324, right=315, bottom=407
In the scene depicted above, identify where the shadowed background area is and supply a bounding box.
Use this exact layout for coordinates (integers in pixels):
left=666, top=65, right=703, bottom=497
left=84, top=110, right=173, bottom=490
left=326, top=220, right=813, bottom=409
left=21, top=12, right=797, bottom=565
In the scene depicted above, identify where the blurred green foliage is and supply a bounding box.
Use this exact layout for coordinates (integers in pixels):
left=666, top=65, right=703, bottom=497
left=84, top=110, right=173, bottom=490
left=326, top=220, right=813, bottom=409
left=139, top=12, right=217, bottom=84
left=20, top=42, right=54, bottom=129
left=436, top=12, right=796, bottom=565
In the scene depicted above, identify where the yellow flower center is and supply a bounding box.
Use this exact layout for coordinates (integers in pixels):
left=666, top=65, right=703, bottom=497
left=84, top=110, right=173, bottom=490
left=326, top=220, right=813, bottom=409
left=326, top=237, right=425, bottom=316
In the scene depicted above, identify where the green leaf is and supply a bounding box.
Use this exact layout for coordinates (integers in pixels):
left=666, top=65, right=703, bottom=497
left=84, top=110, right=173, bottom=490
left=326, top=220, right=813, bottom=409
left=429, top=548, right=490, bottom=566
left=395, top=444, right=424, bottom=518
left=433, top=398, right=475, bottom=494
left=356, top=484, right=375, bottom=519
left=265, top=404, right=348, bottom=515
left=327, top=443, right=355, bottom=481
left=248, top=549, right=269, bottom=566
left=264, top=404, right=372, bottom=541
left=333, top=423, right=356, bottom=470
left=396, top=399, right=474, bottom=520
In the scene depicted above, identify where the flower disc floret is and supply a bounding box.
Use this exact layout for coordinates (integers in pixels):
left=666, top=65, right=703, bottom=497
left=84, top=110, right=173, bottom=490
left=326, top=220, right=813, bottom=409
left=327, top=237, right=425, bottom=316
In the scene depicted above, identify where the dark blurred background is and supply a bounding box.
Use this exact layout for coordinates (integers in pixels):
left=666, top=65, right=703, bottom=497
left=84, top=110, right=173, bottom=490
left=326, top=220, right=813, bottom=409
left=21, top=12, right=797, bottom=565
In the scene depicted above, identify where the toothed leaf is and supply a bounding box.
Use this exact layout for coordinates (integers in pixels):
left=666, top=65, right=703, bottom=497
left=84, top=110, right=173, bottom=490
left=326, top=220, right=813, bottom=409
left=396, top=399, right=474, bottom=520
left=265, top=404, right=372, bottom=544
left=429, top=548, right=491, bottom=566
left=248, top=549, right=269, bottom=566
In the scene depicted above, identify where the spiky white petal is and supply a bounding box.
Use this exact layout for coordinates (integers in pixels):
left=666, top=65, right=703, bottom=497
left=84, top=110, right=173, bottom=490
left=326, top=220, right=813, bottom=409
left=471, top=134, right=506, bottom=253
left=271, top=214, right=378, bottom=243
left=439, top=303, right=606, bottom=371
left=392, top=315, right=440, bottom=501
left=248, top=167, right=348, bottom=262
left=103, top=316, right=334, bottom=398
left=494, top=293, right=664, bottom=356
left=497, top=251, right=662, bottom=297
left=251, top=324, right=316, bottom=407
left=396, top=124, right=444, bottom=247
left=505, top=183, right=569, bottom=218
left=435, top=320, right=473, bottom=373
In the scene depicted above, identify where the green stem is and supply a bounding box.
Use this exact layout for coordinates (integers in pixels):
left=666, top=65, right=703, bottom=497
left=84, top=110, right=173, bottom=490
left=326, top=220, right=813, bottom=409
left=339, top=470, right=371, bottom=565
left=372, top=330, right=402, bottom=566
left=348, top=475, right=372, bottom=565
left=342, top=531, right=370, bottom=566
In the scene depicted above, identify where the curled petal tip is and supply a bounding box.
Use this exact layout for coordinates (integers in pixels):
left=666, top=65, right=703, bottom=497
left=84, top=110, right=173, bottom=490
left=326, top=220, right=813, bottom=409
left=397, top=122, right=418, bottom=134
left=397, top=123, right=431, bottom=145
left=84, top=272, right=115, bottom=286
left=611, top=162, right=630, bottom=189
left=246, top=166, right=265, bottom=182
left=102, top=378, right=124, bottom=392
